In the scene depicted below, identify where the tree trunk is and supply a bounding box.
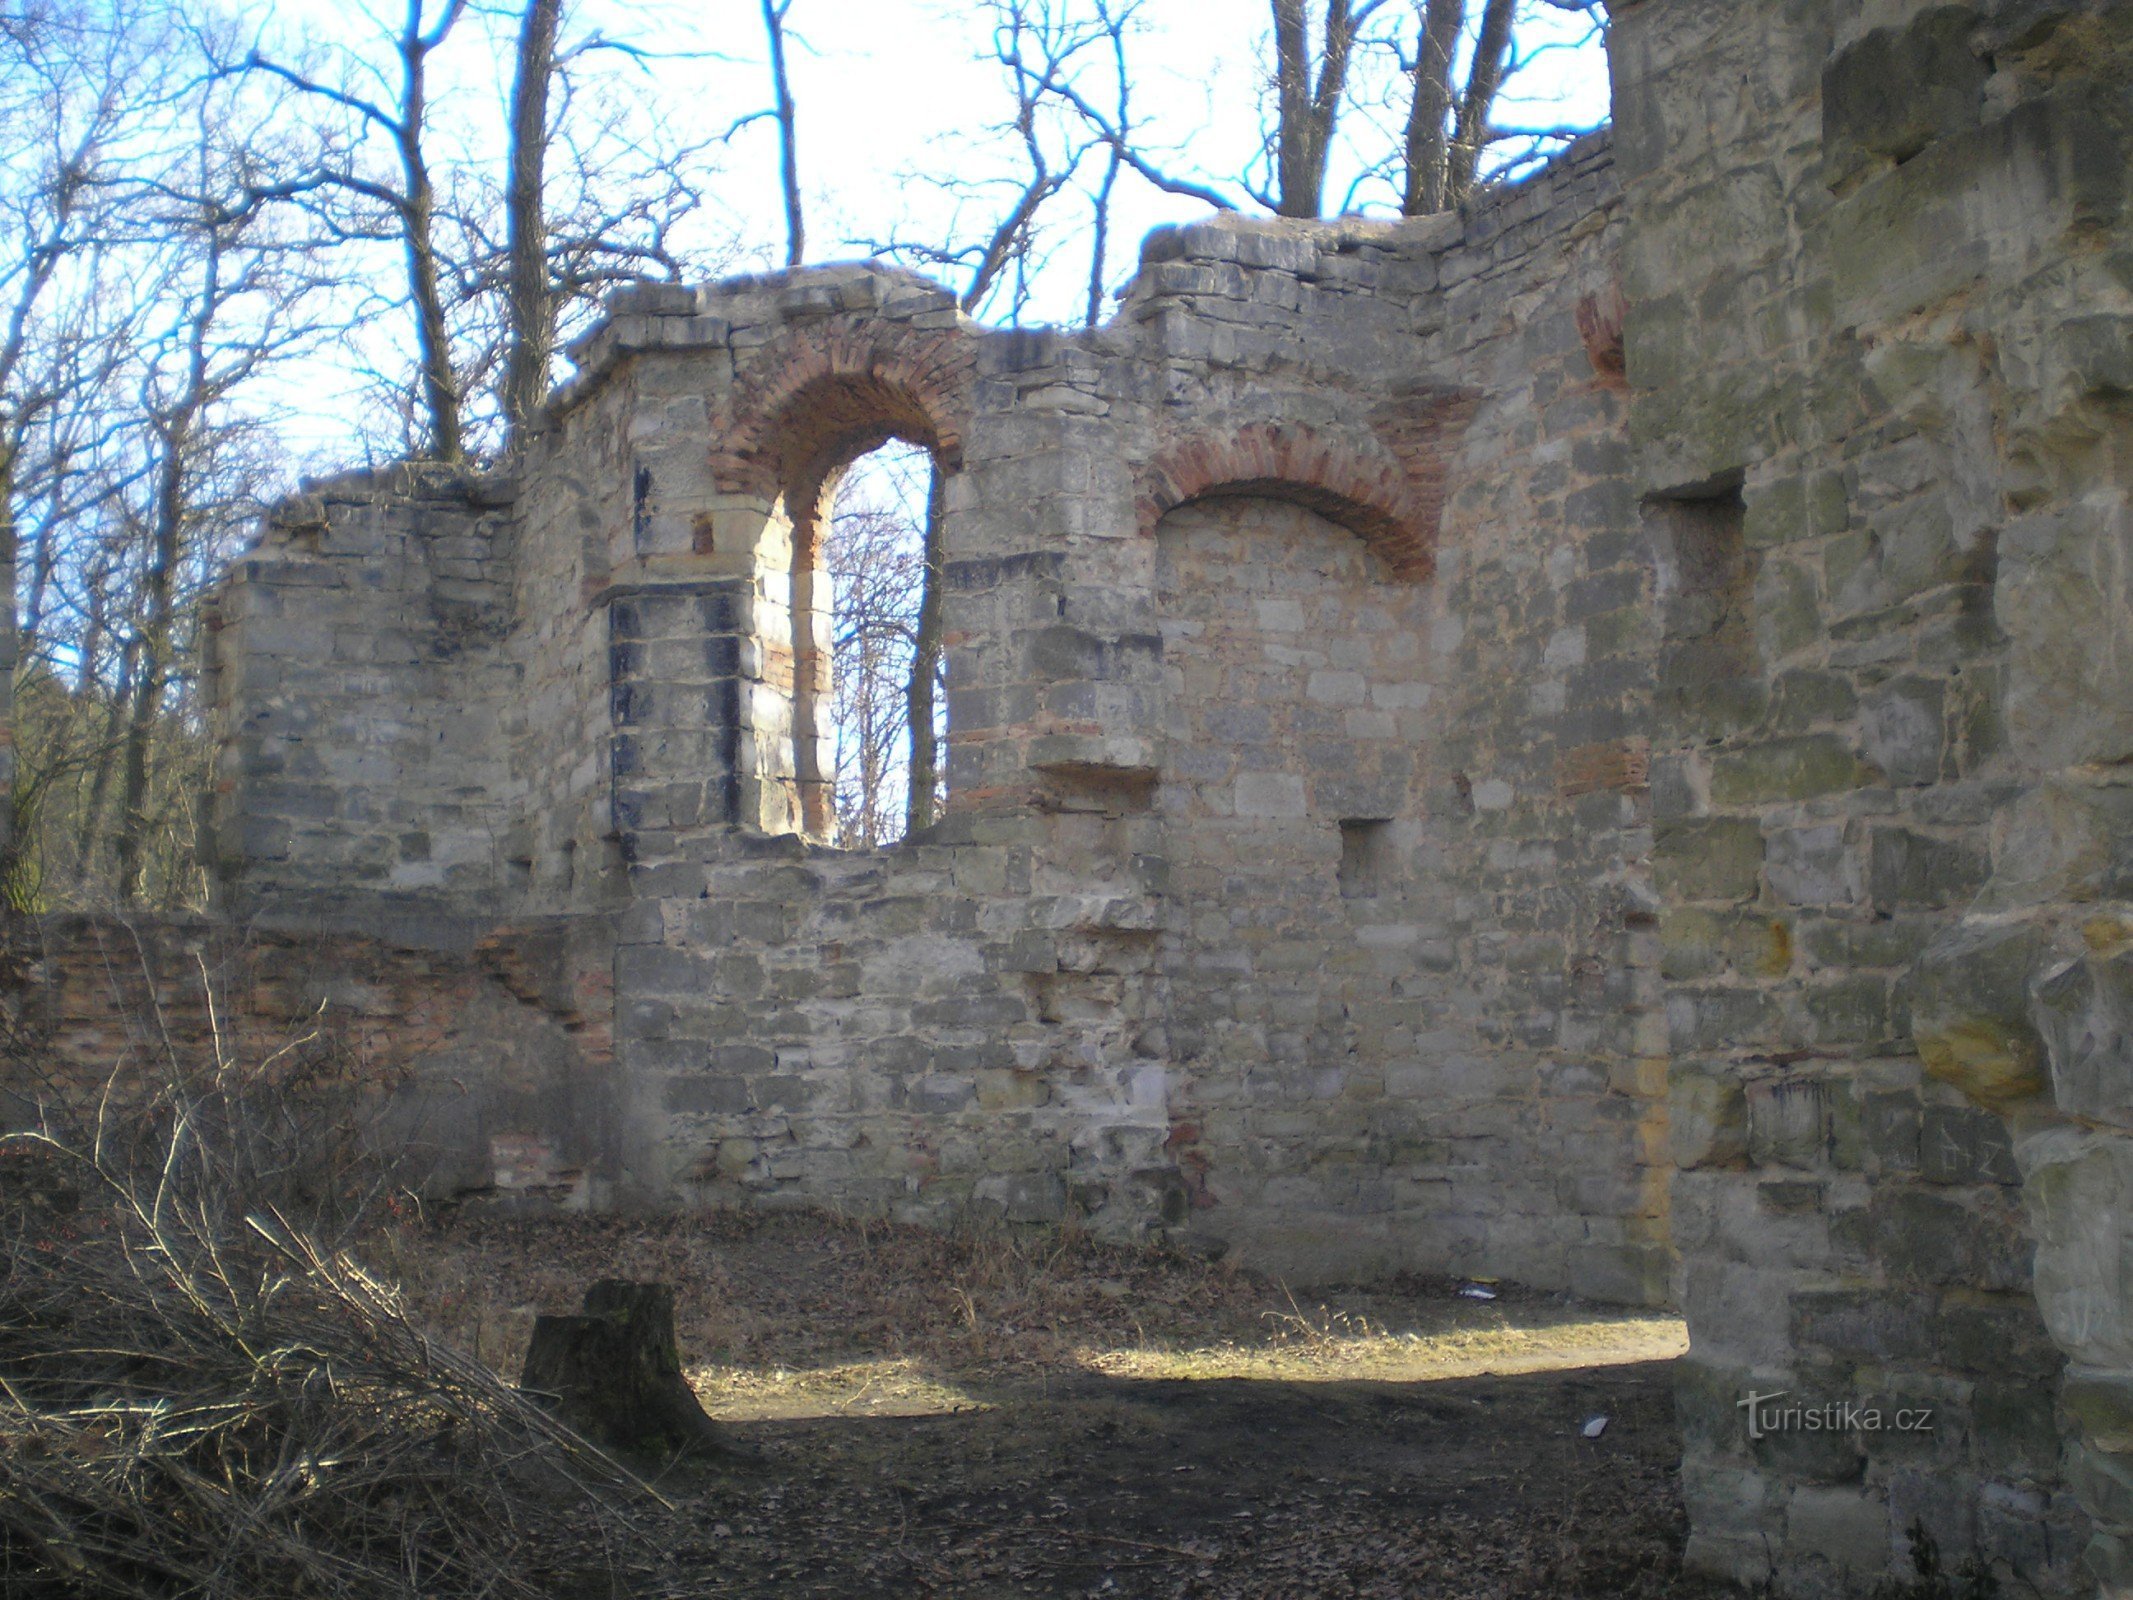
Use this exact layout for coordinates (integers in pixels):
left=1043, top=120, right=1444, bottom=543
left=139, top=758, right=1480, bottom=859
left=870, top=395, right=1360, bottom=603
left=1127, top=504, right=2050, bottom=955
left=501, top=0, right=561, bottom=447
left=1445, top=0, right=1515, bottom=203
left=113, top=415, right=186, bottom=903
left=74, top=632, right=131, bottom=889
left=397, top=3, right=464, bottom=463
left=0, top=445, right=17, bottom=883
left=1269, top=0, right=1366, bottom=218
left=1085, top=145, right=1120, bottom=327
left=116, top=226, right=221, bottom=903
left=762, top=0, right=804, bottom=268
left=1401, top=0, right=1464, bottom=214
left=520, top=1280, right=735, bottom=1459
left=904, top=464, right=946, bottom=836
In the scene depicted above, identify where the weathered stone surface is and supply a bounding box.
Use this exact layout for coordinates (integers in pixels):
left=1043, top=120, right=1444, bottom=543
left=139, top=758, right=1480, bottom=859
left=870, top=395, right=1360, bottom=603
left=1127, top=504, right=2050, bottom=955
left=2020, top=1126, right=2133, bottom=1371
left=1907, top=923, right=2050, bottom=1108
left=2000, top=502, right=2133, bottom=771
left=2034, top=949, right=2133, bottom=1129
left=1615, top=0, right=2130, bottom=1588
left=1672, top=1064, right=1749, bottom=1168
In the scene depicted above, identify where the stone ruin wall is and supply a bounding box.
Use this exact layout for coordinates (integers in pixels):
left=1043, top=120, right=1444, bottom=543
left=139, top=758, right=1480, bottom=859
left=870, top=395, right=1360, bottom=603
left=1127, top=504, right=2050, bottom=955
left=197, top=127, right=1666, bottom=1295
left=6, top=1, right=2133, bottom=1594
left=1614, top=1, right=2132, bottom=1594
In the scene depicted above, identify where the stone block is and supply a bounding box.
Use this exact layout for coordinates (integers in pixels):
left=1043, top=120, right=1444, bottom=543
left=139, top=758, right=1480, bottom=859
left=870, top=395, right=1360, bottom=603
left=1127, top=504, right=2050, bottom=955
left=2065, top=1371, right=2133, bottom=1457
left=1792, top=1288, right=1938, bottom=1365
left=2019, top=1125, right=2133, bottom=1370
left=1906, top=922, right=2049, bottom=1108
left=1787, top=1485, right=1891, bottom=1578
left=2022, top=947, right=2133, bottom=1117
left=2001, top=473, right=2133, bottom=777
left=1861, top=677, right=1946, bottom=787
left=1821, top=7, right=1986, bottom=190
left=1984, top=780, right=2133, bottom=911
left=1672, top=1063, right=1749, bottom=1168
left=1655, top=817, right=1765, bottom=902
left=1938, top=1297, right=2063, bottom=1382
left=1747, top=1077, right=1827, bottom=1170
left=1709, top=737, right=1869, bottom=807
left=1918, top=1104, right=2019, bottom=1187
left=663, top=1074, right=751, bottom=1115
left=1870, top=1185, right=2027, bottom=1292
left=1766, top=824, right=1859, bottom=908
left=1868, top=828, right=1988, bottom=911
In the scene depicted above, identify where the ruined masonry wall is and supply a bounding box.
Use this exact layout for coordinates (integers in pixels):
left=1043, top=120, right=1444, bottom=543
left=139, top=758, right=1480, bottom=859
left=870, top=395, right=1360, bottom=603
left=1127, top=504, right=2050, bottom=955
left=1613, top=0, right=2131, bottom=1594
left=204, top=469, right=521, bottom=917
left=571, top=136, right=1668, bottom=1292
left=192, top=132, right=1668, bottom=1294
left=29, top=5, right=2133, bottom=1590
left=0, top=915, right=618, bottom=1209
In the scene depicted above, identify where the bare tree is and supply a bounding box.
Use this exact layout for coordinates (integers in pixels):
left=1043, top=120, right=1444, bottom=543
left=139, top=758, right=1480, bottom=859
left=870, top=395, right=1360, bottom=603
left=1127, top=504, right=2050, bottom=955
left=1400, top=0, right=1606, bottom=213
left=241, top=1, right=472, bottom=462
left=112, top=96, right=324, bottom=902
left=824, top=458, right=933, bottom=848
left=1442, top=0, right=1514, bottom=202
left=1263, top=0, right=1389, bottom=217
left=501, top=0, right=561, bottom=444
left=761, top=0, right=804, bottom=268
left=1400, top=0, right=1464, bottom=213
left=0, top=3, right=159, bottom=901
left=865, top=0, right=1104, bottom=322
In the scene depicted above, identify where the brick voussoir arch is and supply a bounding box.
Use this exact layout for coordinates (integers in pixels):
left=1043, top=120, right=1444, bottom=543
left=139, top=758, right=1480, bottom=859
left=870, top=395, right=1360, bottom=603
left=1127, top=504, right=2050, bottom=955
left=711, top=313, right=978, bottom=508
left=1139, top=422, right=1440, bottom=581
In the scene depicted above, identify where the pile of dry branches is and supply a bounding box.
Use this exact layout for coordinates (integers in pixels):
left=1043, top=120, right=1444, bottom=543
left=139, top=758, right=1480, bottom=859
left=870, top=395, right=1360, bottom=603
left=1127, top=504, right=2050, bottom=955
left=0, top=1072, right=644, bottom=1598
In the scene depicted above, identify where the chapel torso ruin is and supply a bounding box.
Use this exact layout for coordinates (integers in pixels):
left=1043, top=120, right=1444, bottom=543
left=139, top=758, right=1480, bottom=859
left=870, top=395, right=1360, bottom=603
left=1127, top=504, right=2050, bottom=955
left=15, top=3, right=2133, bottom=1595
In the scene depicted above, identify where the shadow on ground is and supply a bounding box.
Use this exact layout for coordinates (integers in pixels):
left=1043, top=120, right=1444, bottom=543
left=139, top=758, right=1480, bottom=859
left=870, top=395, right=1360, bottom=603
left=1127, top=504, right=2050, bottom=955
left=621, top=1359, right=1740, bottom=1599
left=388, top=1210, right=1742, bottom=1599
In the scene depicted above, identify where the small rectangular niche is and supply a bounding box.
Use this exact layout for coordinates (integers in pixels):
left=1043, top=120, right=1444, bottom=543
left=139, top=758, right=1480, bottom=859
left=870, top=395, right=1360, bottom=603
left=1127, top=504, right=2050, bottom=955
left=1338, top=818, right=1396, bottom=898
left=1645, top=480, right=1754, bottom=736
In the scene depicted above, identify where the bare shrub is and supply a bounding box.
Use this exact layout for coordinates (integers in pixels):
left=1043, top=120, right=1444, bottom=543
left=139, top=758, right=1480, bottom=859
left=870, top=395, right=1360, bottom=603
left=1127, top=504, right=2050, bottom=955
left=0, top=1046, right=649, bottom=1598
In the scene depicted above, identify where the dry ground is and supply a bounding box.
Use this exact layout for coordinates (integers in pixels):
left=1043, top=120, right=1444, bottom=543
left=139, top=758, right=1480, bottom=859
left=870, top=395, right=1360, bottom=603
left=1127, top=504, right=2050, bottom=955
left=376, top=1208, right=1742, bottom=1600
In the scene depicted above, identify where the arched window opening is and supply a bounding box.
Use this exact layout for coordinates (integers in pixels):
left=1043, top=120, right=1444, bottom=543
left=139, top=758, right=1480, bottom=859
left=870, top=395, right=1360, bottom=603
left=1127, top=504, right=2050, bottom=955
left=818, top=439, right=946, bottom=848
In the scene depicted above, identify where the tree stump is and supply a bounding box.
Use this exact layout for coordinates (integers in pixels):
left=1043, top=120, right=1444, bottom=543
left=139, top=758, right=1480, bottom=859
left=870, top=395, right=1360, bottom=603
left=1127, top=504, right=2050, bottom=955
left=520, top=1279, right=732, bottom=1459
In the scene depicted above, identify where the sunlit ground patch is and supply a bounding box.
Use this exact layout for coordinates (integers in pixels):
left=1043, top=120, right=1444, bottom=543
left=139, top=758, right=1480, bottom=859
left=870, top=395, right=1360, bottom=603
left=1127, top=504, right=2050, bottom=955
left=691, top=1357, right=993, bottom=1420
left=685, top=1310, right=1690, bottom=1419
left=1076, top=1312, right=1689, bottom=1385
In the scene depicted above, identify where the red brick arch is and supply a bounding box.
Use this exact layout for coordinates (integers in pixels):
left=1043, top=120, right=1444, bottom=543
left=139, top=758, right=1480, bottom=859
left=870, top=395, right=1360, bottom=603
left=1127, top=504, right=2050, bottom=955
left=710, top=315, right=977, bottom=518
left=1138, top=422, right=1441, bottom=580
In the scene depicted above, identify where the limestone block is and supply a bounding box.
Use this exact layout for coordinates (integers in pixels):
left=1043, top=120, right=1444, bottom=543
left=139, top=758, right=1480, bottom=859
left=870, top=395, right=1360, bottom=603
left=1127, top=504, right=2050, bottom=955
left=1766, top=824, right=1861, bottom=908
left=1907, top=921, right=2050, bottom=1107
left=1870, top=1183, right=2031, bottom=1291
left=1868, top=827, right=1989, bottom=911
left=2018, top=1124, right=2133, bottom=1370
left=1709, top=737, right=1870, bottom=807
left=2035, top=950, right=2133, bottom=1130
left=1672, top=1066, right=1740, bottom=1169
left=2068, top=1371, right=2133, bottom=1459
left=1747, top=1077, right=1827, bottom=1170
left=1861, top=677, right=1947, bottom=788
left=1787, top=1485, right=1891, bottom=1579
left=1985, top=779, right=2133, bottom=911
left=1820, top=7, right=1986, bottom=190
left=2000, top=497, right=2133, bottom=771
left=1655, top=817, right=1766, bottom=902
